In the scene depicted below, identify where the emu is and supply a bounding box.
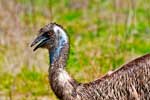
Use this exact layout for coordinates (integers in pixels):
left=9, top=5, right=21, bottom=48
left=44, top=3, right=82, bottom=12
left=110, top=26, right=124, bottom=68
left=31, top=23, right=150, bottom=100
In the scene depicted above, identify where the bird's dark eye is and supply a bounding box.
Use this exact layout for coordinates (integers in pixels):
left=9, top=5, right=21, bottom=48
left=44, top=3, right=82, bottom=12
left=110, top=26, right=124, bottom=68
left=43, top=31, right=53, bottom=37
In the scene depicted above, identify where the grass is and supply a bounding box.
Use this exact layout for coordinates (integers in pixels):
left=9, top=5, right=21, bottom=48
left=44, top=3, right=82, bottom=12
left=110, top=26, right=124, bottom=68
left=0, top=0, right=150, bottom=99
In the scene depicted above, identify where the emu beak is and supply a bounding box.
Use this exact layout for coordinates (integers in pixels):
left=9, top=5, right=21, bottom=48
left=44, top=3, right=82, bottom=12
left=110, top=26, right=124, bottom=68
left=31, top=35, right=49, bottom=51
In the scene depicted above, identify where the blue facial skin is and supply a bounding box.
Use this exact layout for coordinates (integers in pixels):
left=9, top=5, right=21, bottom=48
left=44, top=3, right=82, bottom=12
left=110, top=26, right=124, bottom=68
left=49, top=32, right=67, bottom=64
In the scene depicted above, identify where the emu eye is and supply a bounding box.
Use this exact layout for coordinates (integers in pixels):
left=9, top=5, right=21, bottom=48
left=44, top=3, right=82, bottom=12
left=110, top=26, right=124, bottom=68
left=45, top=30, right=53, bottom=36
left=43, top=31, right=52, bottom=37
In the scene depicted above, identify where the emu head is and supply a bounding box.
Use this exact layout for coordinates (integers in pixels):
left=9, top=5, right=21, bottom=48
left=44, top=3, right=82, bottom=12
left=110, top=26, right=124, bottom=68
left=31, top=23, right=68, bottom=51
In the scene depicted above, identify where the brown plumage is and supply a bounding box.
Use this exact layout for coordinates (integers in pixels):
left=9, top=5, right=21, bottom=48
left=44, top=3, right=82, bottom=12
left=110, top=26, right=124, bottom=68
left=31, top=23, right=150, bottom=100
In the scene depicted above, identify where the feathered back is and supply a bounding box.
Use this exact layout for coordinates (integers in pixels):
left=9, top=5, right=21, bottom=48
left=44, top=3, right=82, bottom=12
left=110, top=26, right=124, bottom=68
left=77, top=54, right=150, bottom=100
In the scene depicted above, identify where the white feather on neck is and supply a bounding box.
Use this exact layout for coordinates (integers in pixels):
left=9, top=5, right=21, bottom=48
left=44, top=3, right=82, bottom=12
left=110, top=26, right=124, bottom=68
left=53, top=25, right=68, bottom=44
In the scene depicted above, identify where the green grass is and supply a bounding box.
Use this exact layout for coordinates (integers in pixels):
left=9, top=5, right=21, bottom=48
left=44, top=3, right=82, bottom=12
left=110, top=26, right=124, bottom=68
left=0, top=0, right=150, bottom=99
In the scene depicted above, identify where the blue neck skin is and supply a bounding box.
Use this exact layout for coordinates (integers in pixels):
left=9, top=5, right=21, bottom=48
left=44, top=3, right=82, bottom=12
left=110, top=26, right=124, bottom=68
left=49, top=36, right=67, bottom=64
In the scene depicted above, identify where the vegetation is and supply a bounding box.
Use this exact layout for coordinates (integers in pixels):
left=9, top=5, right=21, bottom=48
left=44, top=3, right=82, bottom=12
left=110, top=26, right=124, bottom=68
left=0, top=0, right=150, bottom=99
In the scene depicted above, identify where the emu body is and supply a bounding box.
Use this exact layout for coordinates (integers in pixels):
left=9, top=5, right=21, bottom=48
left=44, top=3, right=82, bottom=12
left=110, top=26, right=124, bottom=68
left=31, top=23, right=150, bottom=100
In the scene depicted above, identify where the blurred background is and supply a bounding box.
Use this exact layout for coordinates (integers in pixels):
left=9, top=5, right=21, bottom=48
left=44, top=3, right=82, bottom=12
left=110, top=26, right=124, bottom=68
left=0, top=0, right=150, bottom=99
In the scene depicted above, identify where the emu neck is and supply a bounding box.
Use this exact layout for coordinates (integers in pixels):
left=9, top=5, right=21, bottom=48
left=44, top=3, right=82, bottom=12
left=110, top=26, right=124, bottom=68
left=49, top=42, right=78, bottom=99
left=49, top=41, right=69, bottom=69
